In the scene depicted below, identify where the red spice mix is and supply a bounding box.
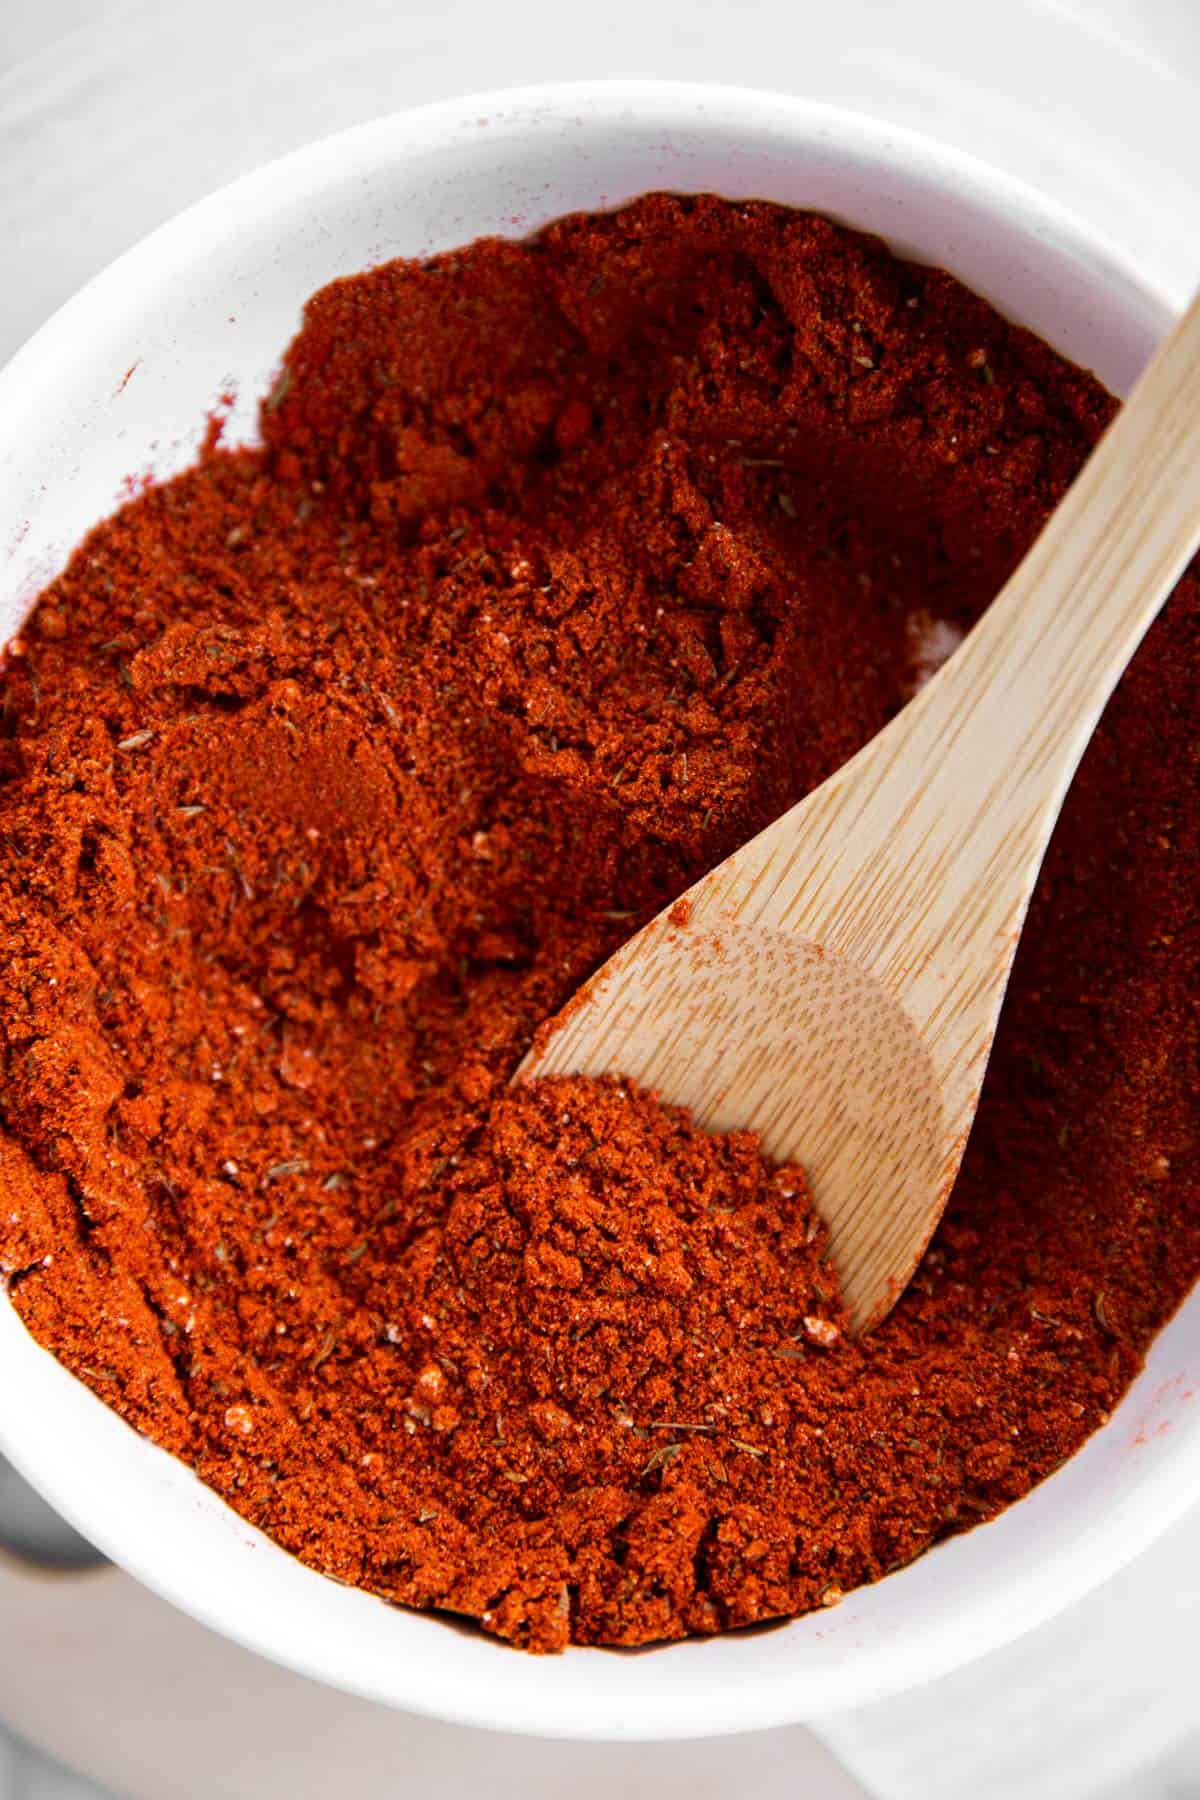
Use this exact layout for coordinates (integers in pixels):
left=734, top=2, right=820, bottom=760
left=0, top=194, right=1196, bottom=1652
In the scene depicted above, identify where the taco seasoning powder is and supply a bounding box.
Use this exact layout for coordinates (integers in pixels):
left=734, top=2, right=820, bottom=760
left=0, top=195, right=1196, bottom=1652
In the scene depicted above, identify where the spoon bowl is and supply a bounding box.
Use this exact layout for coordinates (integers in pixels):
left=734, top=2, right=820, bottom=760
left=527, top=915, right=949, bottom=1326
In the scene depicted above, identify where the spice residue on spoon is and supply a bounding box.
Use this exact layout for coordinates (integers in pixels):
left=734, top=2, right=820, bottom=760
left=0, top=194, right=1196, bottom=1651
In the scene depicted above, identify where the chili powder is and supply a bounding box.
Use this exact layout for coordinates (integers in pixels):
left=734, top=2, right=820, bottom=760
left=1, top=195, right=1196, bottom=1653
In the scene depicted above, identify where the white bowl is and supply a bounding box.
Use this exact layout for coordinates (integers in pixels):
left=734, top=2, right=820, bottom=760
left=1, top=81, right=1197, bottom=1742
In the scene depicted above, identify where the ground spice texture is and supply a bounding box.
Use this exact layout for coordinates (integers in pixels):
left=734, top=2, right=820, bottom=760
left=1, top=195, right=1196, bottom=1652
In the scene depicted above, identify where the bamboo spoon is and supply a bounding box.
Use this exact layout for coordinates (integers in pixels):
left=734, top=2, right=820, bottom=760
left=522, top=291, right=1200, bottom=1331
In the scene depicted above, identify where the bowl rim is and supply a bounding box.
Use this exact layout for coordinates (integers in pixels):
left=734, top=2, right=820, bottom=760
left=0, top=78, right=1173, bottom=414
left=1, top=78, right=1196, bottom=1741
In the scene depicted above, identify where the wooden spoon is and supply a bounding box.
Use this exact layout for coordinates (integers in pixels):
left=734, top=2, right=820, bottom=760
left=522, top=292, right=1200, bottom=1331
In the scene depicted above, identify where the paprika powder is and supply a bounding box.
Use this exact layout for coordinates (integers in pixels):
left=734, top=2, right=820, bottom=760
left=0, top=193, right=1196, bottom=1652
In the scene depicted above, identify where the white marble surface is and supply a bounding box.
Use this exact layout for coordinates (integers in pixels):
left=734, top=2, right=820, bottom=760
left=2, top=0, right=1199, bottom=1793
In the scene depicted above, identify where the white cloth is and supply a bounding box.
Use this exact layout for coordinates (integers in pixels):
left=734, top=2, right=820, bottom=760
left=819, top=1503, right=1200, bottom=1799
left=1, top=2, right=1199, bottom=1795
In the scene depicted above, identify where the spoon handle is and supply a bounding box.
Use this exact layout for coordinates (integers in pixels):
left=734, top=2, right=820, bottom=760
left=711, top=290, right=1200, bottom=1104
left=904, top=283, right=1200, bottom=864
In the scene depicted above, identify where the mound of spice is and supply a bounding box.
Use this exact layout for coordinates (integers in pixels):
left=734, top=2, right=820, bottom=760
left=1, top=194, right=1196, bottom=1652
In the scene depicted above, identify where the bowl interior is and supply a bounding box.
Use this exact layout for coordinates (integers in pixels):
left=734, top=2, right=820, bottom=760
left=1, top=84, right=1196, bottom=1739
